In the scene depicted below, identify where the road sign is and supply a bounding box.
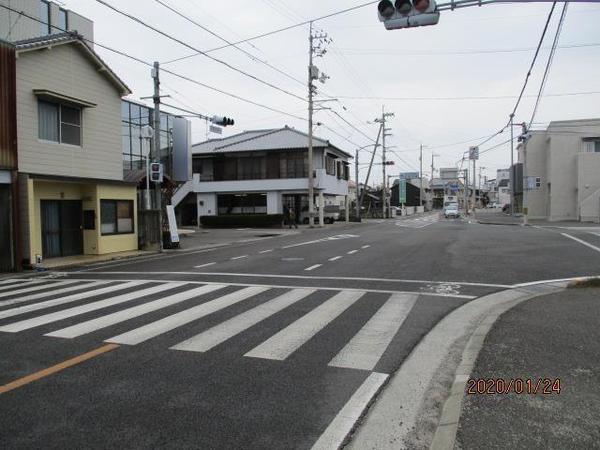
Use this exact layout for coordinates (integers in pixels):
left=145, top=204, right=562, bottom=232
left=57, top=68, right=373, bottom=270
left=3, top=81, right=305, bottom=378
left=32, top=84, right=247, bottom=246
left=399, top=172, right=419, bottom=180
left=469, top=146, right=479, bottom=161
left=399, top=178, right=407, bottom=204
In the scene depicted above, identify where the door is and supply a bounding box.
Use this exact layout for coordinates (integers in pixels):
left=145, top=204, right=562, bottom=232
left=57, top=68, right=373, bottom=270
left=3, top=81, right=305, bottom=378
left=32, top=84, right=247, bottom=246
left=41, top=200, right=83, bottom=258
left=0, top=185, right=13, bottom=271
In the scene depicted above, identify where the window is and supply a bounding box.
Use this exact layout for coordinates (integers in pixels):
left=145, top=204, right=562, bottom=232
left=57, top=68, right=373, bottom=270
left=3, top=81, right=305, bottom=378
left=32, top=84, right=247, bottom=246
left=535, top=177, right=542, bottom=188
left=38, top=100, right=82, bottom=146
left=217, top=194, right=267, bottom=215
left=58, top=8, right=68, bottom=31
left=40, top=1, right=51, bottom=35
left=325, top=155, right=336, bottom=176
left=101, top=200, right=134, bottom=235
left=582, top=137, right=600, bottom=153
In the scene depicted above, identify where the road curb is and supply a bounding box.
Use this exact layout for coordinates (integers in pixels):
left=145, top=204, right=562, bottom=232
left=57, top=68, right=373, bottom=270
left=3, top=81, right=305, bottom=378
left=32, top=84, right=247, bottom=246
left=346, top=281, right=570, bottom=450
left=429, top=282, right=568, bottom=450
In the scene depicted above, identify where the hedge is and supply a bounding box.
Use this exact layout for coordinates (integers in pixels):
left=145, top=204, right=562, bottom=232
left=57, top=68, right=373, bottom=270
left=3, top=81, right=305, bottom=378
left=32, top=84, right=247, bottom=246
left=200, top=214, right=285, bottom=228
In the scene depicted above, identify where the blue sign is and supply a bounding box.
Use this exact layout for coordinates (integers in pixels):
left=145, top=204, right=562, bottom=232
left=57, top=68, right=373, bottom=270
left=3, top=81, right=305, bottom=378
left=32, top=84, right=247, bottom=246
left=399, top=172, right=419, bottom=180
left=399, top=179, right=407, bottom=204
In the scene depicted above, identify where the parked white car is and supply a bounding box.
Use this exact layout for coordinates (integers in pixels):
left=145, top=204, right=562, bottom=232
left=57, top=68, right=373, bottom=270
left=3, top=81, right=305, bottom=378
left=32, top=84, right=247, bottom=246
left=444, top=203, right=460, bottom=219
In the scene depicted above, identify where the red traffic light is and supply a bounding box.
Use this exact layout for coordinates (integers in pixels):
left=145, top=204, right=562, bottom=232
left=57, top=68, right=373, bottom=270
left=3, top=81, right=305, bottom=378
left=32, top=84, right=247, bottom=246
left=413, top=0, right=430, bottom=12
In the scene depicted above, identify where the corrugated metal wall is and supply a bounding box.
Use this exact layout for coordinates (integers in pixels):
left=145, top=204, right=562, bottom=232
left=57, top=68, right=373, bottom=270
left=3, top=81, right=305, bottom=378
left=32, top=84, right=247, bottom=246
left=0, top=40, right=17, bottom=170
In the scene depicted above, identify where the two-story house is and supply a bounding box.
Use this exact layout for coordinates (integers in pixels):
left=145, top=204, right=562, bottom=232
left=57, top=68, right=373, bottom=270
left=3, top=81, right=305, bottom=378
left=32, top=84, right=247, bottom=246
left=173, top=126, right=351, bottom=226
left=518, top=118, right=600, bottom=222
left=12, top=32, right=138, bottom=266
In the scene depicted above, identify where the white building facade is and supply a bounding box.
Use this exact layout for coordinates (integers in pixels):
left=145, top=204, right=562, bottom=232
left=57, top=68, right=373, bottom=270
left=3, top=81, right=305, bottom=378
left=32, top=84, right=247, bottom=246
left=519, top=118, right=600, bottom=222
left=174, top=127, right=351, bottom=225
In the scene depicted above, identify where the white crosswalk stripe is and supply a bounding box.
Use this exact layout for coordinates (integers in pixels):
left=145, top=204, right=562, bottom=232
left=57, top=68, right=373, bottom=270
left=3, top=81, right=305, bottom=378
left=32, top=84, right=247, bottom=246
left=171, top=288, right=316, bottom=353
left=0, top=281, right=143, bottom=321
left=0, top=281, right=108, bottom=308
left=0, top=280, right=79, bottom=298
left=107, top=286, right=268, bottom=346
left=395, top=214, right=440, bottom=229
left=0, top=279, right=428, bottom=373
left=46, top=284, right=227, bottom=339
left=0, top=282, right=181, bottom=332
left=244, top=290, right=365, bottom=361
left=328, top=293, right=418, bottom=371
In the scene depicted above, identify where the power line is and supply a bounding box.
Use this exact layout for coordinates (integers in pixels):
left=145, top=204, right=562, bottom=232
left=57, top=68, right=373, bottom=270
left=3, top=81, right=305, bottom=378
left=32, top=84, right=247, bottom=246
left=335, top=91, right=600, bottom=102
left=0, top=3, right=307, bottom=122
left=95, top=0, right=307, bottom=102
left=529, top=3, right=569, bottom=128
left=154, top=0, right=305, bottom=88
left=165, top=0, right=379, bottom=64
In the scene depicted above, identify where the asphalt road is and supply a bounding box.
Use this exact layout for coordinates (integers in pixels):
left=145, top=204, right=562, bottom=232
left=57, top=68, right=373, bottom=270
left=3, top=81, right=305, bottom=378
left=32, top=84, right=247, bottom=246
left=1, top=214, right=599, bottom=449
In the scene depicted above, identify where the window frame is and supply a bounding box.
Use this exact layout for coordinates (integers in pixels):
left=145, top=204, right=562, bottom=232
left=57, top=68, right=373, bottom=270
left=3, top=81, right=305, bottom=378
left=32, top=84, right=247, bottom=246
left=58, top=8, right=68, bottom=31
left=38, top=99, right=82, bottom=146
left=40, top=0, right=51, bottom=35
left=100, top=199, right=135, bottom=236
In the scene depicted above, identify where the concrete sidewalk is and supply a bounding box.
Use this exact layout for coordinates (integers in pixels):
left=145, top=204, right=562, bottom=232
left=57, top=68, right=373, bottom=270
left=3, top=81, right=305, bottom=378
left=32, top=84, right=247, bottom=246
left=453, top=285, right=600, bottom=450
left=476, top=210, right=600, bottom=228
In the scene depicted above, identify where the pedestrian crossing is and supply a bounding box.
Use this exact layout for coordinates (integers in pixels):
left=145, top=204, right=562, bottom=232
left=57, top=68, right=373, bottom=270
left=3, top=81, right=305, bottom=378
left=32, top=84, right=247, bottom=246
left=395, top=214, right=440, bottom=229
left=0, top=278, right=432, bottom=373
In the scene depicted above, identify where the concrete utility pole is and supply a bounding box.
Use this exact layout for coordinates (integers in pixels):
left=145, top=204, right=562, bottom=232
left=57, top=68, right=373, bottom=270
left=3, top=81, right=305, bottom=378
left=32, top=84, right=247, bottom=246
left=379, top=107, right=394, bottom=218
left=152, top=61, right=163, bottom=252
left=420, top=144, right=424, bottom=210
left=509, top=113, right=515, bottom=216
left=359, top=125, right=383, bottom=217
left=355, top=148, right=360, bottom=220
left=307, top=22, right=315, bottom=228
left=522, top=122, right=529, bottom=225
left=464, top=168, right=469, bottom=216
left=472, top=156, right=476, bottom=214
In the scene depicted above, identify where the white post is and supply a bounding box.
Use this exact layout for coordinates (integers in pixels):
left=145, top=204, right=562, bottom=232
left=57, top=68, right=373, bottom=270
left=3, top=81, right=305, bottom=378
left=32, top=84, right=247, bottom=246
left=345, top=195, right=350, bottom=222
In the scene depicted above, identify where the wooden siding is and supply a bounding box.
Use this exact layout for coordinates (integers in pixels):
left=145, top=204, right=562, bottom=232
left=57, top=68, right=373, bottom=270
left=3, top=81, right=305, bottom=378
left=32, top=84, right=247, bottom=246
left=0, top=40, right=17, bottom=170
left=16, top=43, right=124, bottom=180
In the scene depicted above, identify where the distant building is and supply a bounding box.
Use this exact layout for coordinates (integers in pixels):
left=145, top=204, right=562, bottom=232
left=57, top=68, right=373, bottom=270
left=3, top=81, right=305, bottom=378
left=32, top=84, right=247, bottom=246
left=518, top=118, right=600, bottom=222
left=174, top=126, right=351, bottom=225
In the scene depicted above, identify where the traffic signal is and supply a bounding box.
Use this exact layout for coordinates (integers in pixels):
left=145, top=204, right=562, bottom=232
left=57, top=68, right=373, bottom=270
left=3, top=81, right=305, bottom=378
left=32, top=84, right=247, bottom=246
left=211, top=115, right=235, bottom=127
left=384, top=161, right=395, bottom=165
left=377, top=0, right=439, bottom=30
left=150, top=162, right=163, bottom=183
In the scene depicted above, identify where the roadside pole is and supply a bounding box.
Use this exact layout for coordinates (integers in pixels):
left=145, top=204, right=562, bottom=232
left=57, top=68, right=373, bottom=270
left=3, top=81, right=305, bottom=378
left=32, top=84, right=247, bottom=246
left=307, top=22, right=315, bottom=228
left=510, top=113, right=515, bottom=216
left=355, top=148, right=360, bottom=220
left=420, top=144, right=424, bottom=211
left=472, top=156, right=476, bottom=217
left=381, top=106, right=387, bottom=219
left=464, top=169, right=469, bottom=216
left=152, top=62, right=163, bottom=252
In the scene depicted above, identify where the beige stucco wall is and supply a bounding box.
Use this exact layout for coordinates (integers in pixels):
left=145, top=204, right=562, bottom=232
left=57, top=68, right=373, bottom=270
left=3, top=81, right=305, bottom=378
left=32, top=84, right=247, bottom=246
left=26, top=179, right=137, bottom=262
left=16, top=42, right=123, bottom=180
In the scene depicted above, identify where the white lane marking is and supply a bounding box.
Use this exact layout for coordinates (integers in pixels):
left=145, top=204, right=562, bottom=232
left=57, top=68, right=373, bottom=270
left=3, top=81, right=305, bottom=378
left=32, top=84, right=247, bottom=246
left=245, top=290, right=365, bottom=361
left=347, top=250, right=358, bottom=255
left=329, top=256, right=343, bottom=262
left=183, top=272, right=510, bottom=288
left=38, top=276, right=477, bottom=299
left=0, top=281, right=144, bottom=320
left=194, top=262, right=216, bottom=268
left=259, top=249, right=273, bottom=254
left=305, top=264, right=322, bottom=271
left=0, top=281, right=108, bottom=308
left=106, top=286, right=268, bottom=346
left=231, top=255, right=248, bottom=260
left=361, top=245, right=371, bottom=249
left=329, top=293, right=418, bottom=371
left=0, top=280, right=79, bottom=298
left=311, top=372, right=389, bottom=450
left=171, top=288, right=316, bottom=353
left=0, top=282, right=183, bottom=332
left=561, top=233, right=600, bottom=253
left=45, top=284, right=227, bottom=339
left=282, top=234, right=360, bottom=249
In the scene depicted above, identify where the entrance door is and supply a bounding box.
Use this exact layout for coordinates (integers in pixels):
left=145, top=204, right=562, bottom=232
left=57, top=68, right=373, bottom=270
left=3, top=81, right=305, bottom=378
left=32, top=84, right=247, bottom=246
left=41, top=200, right=83, bottom=258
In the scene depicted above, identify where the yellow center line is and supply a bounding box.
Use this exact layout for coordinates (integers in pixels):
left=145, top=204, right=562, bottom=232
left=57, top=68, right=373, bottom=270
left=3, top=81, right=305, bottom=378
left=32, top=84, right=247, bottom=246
left=0, top=343, right=119, bottom=395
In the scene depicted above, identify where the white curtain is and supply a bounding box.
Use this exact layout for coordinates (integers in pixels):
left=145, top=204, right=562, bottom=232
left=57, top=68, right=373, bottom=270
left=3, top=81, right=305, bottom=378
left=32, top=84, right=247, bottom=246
left=38, top=101, right=59, bottom=142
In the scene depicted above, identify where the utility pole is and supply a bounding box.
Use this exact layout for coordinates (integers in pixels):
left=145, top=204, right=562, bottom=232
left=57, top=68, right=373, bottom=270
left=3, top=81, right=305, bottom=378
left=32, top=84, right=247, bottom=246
left=359, top=125, right=383, bottom=216
left=152, top=61, right=163, bottom=252
left=419, top=144, right=424, bottom=210
left=509, top=113, right=515, bottom=216
left=472, top=155, right=476, bottom=214
left=522, top=122, right=529, bottom=225
left=307, top=23, right=329, bottom=227
left=464, top=168, right=469, bottom=216
left=379, top=106, right=394, bottom=218
left=355, top=148, right=360, bottom=220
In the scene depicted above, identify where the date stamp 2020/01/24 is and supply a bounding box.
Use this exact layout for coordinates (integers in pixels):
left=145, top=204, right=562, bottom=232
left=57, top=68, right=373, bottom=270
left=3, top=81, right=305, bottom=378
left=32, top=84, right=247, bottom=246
left=466, top=378, right=562, bottom=395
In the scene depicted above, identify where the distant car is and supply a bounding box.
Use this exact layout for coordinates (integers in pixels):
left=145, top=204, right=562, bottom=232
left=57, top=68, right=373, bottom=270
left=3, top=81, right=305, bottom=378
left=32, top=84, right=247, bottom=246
left=300, top=205, right=339, bottom=224
left=444, top=204, right=460, bottom=219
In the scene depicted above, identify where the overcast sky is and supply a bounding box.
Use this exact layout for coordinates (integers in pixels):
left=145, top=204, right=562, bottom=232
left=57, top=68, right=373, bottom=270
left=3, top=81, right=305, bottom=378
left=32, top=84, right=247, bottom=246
left=61, top=0, right=600, bottom=185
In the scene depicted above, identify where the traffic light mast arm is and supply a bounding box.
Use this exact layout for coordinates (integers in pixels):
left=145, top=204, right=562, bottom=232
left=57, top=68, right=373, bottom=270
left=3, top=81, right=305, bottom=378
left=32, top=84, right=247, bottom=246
left=435, top=0, right=498, bottom=12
